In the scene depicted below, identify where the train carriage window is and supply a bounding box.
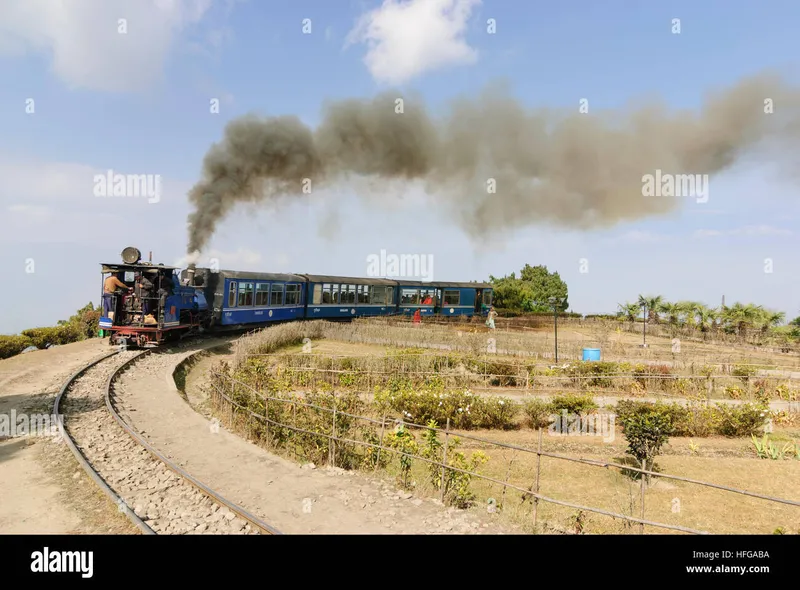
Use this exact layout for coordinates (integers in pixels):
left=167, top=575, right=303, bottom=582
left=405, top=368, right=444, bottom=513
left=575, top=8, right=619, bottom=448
left=270, top=283, right=284, bottom=306
left=312, top=284, right=322, bottom=305
left=369, top=285, right=382, bottom=305
left=285, top=284, right=300, bottom=306
left=358, top=285, right=370, bottom=304
left=332, top=285, right=341, bottom=304
left=344, top=285, right=356, bottom=304
left=238, top=282, right=254, bottom=306
left=483, top=290, right=492, bottom=306
left=401, top=288, right=419, bottom=304
left=443, top=289, right=460, bottom=306
left=321, top=284, right=332, bottom=304
left=420, top=290, right=434, bottom=305
left=228, top=282, right=237, bottom=307
left=255, top=283, right=270, bottom=306
left=387, top=287, right=396, bottom=305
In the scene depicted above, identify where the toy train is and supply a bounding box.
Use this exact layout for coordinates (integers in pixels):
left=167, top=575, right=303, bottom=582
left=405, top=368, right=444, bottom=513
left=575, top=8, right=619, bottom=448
left=99, top=247, right=493, bottom=347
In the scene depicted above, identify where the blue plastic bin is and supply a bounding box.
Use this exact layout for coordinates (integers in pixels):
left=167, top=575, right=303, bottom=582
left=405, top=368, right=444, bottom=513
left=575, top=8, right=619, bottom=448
left=582, top=348, right=601, bottom=361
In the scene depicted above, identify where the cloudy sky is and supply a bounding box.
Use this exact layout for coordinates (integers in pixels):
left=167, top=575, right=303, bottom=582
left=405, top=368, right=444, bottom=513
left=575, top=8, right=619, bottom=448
left=1, top=0, right=799, bottom=334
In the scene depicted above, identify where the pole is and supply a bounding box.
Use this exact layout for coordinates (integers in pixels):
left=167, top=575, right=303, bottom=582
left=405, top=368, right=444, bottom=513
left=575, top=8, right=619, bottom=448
left=642, top=304, right=647, bottom=347
left=553, top=303, right=558, bottom=363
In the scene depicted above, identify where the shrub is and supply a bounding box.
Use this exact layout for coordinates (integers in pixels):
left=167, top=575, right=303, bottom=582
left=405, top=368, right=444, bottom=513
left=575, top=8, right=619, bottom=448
left=549, top=393, right=597, bottom=415
left=714, top=403, right=768, bottom=437
left=523, top=398, right=553, bottom=429
left=20, top=325, right=83, bottom=348
left=620, top=408, right=674, bottom=475
left=420, top=421, right=488, bottom=507
left=385, top=423, right=419, bottom=489
left=732, top=364, right=757, bottom=382
left=373, top=386, right=518, bottom=430
left=0, top=335, right=34, bottom=359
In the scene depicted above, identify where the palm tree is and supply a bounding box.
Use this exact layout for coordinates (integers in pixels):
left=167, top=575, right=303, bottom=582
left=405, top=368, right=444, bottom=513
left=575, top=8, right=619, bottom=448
left=676, top=301, right=704, bottom=328
left=695, top=305, right=717, bottom=338
left=617, top=302, right=640, bottom=322
left=759, top=310, right=786, bottom=333
left=720, top=302, right=764, bottom=336
left=637, top=294, right=663, bottom=324
left=659, top=301, right=683, bottom=326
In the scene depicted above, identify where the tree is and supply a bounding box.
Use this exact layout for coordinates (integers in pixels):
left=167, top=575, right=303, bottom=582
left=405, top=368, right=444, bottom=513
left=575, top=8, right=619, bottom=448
left=617, top=302, right=640, bottom=322
left=489, top=264, right=569, bottom=313
left=637, top=295, right=663, bottom=324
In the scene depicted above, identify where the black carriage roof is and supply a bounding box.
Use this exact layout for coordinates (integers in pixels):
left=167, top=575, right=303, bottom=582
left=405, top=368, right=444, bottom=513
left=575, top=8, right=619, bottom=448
left=206, top=269, right=308, bottom=282
left=299, top=274, right=397, bottom=286
left=394, top=280, right=493, bottom=289
left=101, top=262, right=179, bottom=273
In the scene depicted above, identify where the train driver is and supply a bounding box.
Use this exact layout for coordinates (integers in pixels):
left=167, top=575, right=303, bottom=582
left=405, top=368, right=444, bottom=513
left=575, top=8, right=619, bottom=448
left=103, top=272, right=132, bottom=317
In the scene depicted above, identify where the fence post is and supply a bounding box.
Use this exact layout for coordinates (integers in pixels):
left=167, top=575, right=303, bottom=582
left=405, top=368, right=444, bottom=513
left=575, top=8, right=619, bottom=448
left=330, top=401, right=337, bottom=467
left=501, top=452, right=516, bottom=509
left=639, top=458, right=647, bottom=535
left=293, top=400, right=298, bottom=462
left=265, top=396, right=270, bottom=448
left=228, top=377, right=234, bottom=428
left=439, top=417, right=450, bottom=504
left=374, top=413, right=386, bottom=472
left=532, top=427, right=543, bottom=529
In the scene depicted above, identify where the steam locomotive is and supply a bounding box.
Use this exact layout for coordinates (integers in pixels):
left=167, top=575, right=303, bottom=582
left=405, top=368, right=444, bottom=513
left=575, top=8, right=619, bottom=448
left=99, top=247, right=493, bottom=348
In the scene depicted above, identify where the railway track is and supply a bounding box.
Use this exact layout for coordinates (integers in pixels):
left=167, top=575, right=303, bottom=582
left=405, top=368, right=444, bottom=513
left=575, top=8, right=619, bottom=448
left=53, top=345, right=281, bottom=535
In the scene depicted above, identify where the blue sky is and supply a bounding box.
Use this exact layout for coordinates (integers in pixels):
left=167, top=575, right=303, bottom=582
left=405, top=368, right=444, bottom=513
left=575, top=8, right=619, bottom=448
left=1, top=0, right=799, bottom=334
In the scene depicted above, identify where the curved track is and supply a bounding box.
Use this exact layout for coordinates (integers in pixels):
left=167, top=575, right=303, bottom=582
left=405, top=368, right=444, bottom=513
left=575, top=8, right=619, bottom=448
left=53, top=346, right=281, bottom=535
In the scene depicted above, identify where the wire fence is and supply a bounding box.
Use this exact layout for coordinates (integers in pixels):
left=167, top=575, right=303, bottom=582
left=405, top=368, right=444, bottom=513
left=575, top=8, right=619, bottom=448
left=372, top=314, right=800, bottom=356
left=208, top=369, right=800, bottom=535
left=235, top=350, right=800, bottom=408
left=319, top=319, right=800, bottom=372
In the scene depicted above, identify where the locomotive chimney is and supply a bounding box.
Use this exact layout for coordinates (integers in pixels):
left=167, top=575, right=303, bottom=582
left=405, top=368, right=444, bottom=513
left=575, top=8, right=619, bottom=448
left=186, top=263, right=196, bottom=286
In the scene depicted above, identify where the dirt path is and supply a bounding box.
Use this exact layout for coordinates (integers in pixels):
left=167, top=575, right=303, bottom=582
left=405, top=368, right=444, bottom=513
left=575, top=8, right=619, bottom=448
left=0, top=339, right=137, bottom=534
left=115, top=345, right=516, bottom=534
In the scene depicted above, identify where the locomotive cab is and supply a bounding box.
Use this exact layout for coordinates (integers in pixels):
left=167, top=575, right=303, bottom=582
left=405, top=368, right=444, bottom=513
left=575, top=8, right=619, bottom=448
left=99, top=247, right=209, bottom=347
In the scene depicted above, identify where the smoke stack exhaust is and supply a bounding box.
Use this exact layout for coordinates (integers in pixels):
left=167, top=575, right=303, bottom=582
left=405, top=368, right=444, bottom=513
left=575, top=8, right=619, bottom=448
left=185, top=73, right=800, bottom=254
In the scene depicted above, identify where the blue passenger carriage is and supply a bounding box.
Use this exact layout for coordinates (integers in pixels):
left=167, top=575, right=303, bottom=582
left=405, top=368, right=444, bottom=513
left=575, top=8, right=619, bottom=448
left=183, top=268, right=307, bottom=328
left=300, top=275, right=397, bottom=319
left=396, top=281, right=493, bottom=317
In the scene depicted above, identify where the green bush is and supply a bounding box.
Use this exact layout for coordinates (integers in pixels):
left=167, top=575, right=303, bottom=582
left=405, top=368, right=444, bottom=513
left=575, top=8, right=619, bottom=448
left=549, top=393, right=597, bottom=415
left=620, top=407, right=674, bottom=474
left=523, top=398, right=553, bottom=429
left=20, top=324, right=83, bottom=348
left=614, top=399, right=767, bottom=438
left=714, top=403, right=768, bottom=437
left=373, top=386, right=518, bottom=430
left=0, top=335, right=34, bottom=359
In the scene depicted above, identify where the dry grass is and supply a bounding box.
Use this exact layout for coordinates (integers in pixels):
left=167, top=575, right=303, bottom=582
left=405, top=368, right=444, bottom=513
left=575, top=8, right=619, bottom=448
left=210, top=319, right=800, bottom=535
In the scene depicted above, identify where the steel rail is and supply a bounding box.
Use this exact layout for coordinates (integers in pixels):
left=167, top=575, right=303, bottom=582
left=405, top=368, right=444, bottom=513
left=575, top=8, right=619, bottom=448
left=105, top=349, right=282, bottom=535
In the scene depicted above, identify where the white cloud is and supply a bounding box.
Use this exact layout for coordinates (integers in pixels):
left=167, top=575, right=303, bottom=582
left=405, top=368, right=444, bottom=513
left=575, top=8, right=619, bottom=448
left=0, top=153, right=192, bottom=245
left=345, top=0, right=480, bottom=85
left=0, top=0, right=219, bottom=92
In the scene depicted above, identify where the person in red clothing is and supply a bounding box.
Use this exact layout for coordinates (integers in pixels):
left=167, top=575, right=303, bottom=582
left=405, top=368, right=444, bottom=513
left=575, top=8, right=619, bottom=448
left=413, top=308, right=422, bottom=325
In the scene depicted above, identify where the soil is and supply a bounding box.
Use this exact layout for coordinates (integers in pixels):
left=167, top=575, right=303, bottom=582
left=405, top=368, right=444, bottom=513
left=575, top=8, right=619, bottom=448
left=0, top=338, right=137, bottom=533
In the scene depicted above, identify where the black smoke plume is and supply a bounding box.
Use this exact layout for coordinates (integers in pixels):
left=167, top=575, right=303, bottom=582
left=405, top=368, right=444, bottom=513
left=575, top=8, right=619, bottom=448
left=186, top=72, right=800, bottom=256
